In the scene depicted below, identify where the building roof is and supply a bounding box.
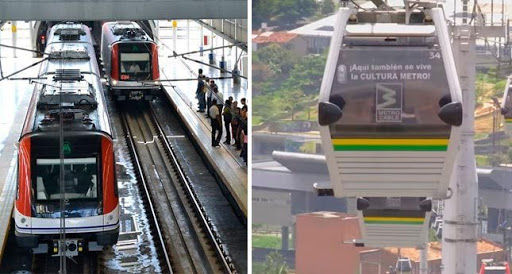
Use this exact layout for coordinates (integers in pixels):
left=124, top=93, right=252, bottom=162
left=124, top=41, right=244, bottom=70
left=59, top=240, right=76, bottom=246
left=252, top=31, right=298, bottom=44
left=384, top=238, right=503, bottom=262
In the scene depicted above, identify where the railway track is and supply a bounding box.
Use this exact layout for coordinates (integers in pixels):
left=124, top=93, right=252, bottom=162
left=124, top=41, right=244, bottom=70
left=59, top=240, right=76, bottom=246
left=120, top=102, right=237, bottom=274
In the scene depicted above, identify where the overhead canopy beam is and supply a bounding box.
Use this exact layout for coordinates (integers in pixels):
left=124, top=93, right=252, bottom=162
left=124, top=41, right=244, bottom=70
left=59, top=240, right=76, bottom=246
left=196, top=20, right=247, bottom=52
left=0, top=1, right=247, bottom=20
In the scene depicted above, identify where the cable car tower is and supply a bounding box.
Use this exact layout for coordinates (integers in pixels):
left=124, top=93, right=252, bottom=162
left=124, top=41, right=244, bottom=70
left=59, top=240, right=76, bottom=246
left=317, top=0, right=463, bottom=248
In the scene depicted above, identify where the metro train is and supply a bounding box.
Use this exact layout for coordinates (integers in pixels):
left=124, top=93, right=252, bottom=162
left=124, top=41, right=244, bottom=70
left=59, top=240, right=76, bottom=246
left=15, top=22, right=119, bottom=257
left=501, top=76, right=512, bottom=135
left=101, top=21, right=161, bottom=101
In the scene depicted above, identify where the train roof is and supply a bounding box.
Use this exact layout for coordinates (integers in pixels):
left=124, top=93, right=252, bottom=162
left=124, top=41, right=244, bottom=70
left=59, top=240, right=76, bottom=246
left=102, top=21, right=154, bottom=43
left=21, top=23, right=111, bottom=139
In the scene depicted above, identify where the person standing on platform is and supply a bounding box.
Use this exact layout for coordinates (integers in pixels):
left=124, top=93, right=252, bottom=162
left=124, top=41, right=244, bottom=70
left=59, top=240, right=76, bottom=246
left=209, top=99, right=222, bottom=147
left=222, top=100, right=232, bottom=145
left=196, top=69, right=206, bottom=112
left=240, top=108, right=248, bottom=161
left=206, top=80, right=216, bottom=118
left=214, top=87, right=224, bottom=113
left=241, top=97, right=248, bottom=112
left=231, top=101, right=240, bottom=147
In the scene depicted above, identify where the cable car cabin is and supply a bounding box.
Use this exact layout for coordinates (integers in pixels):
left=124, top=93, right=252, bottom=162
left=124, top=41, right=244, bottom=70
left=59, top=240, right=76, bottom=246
left=101, top=21, right=160, bottom=101
left=318, top=8, right=463, bottom=199
left=357, top=197, right=431, bottom=248
left=15, top=23, right=118, bottom=257
left=501, top=76, right=512, bottom=136
left=480, top=261, right=511, bottom=274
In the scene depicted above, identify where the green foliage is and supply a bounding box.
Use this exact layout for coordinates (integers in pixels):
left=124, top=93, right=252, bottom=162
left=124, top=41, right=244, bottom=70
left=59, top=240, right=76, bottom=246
left=489, top=153, right=507, bottom=167
left=429, top=228, right=439, bottom=242
left=283, top=54, right=327, bottom=96
left=253, top=0, right=318, bottom=27
left=508, top=148, right=512, bottom=163
left=320, top=0, right=335, bottom=15
left=493, top=80, right=507, bottom=97
left=476, top=155, right=489, bottom=166
left=254, top=44, right=299, bottom=76
left=253, top=251, right=289, bottom=274
left=253, top=46, right=328, bottom=125
left=253, top=235, right=282, bottom=249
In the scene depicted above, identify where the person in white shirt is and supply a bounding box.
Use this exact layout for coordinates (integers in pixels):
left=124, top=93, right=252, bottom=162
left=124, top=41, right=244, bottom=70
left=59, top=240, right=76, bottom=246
left=129, top=63, right=141, bottom=73
left=214, top=87, right=224, bottom=114
left=206, top=80, right=216, bottom=118
left=209, top=99, right=222, bottom=146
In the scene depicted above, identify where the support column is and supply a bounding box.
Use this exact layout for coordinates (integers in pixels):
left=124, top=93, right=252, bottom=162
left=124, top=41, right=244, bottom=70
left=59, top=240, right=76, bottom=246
left=187, top=20, right=190, bottom=52
left=441, top=24, right=478, bottom=274
left=200, top=23, right=204, bottom=56
left=11, top=21, right=16, bottom=58
left=172, top=20, right=177, bottom=53
left=419, top=232, right=428, bottom=274
left=219, top=20, right=226, bottom=72
left=281, top=226, right=289, bottom=251
left=209, top=19, right=215, bottom=64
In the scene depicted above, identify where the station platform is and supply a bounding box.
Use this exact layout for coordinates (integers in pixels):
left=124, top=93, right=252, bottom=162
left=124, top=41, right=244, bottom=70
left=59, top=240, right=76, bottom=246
left=158, top=48, right=248, bottom=216
left=0, top=22, right=39, bottom=259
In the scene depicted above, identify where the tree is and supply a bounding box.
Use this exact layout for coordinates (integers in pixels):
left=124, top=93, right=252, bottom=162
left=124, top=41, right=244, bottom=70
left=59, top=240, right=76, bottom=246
left=274, top=0, right=318, bottom=26
left=253, top=0, right=276, bottom=28
left=283, top=53, right=327, bottom=96
left=320, top=0, right=335, bottom=15
left=254, top=44, right=299, bottom=76
left=253, top=251, right=289, bottom=274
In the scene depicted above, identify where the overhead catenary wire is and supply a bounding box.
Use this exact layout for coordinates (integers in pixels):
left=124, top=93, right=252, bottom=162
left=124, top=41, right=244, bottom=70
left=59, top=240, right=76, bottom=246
left=0, top=57, right=49, bottom=81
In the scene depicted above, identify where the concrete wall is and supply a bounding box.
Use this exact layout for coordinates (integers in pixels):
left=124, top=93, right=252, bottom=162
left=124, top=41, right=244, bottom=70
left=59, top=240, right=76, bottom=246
left=296, top=212, right=363, bottom=274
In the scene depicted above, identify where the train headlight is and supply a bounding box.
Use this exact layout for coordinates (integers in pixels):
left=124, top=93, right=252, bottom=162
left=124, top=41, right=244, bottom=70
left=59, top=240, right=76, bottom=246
left=153, top=81, right=160, bottom=86
left=108, top=215, right=114, bottom=221
left=20, top=218, right=26, bottom=224
left=112, top=80, right=118, bottom=85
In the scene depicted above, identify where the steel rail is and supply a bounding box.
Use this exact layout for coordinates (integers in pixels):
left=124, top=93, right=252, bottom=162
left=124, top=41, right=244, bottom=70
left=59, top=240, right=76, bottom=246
left=120, top=111, right=174, bottom=274
left=148, top=105, right=237, bottom=274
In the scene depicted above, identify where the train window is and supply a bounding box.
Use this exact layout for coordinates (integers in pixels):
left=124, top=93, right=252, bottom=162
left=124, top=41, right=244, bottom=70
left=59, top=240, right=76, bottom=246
left=329, top=46, right=451, bottom=138
left=120, top=53, right=150, bottom=80
left=35, top=157, right=98, bottom=200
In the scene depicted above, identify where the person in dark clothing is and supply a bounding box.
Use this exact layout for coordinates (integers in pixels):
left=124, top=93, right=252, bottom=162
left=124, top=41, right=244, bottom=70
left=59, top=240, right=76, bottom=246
left=241, top=97, right=248, bottom=112
left=209, top=99, right=222, bottom=146
left=231, top=103, right=240, bottom=147
left=222, top=100, right=232, bottom=144
left=196, top=73, right=206, bottom=112
left=239, top=108, right=248, bottom=156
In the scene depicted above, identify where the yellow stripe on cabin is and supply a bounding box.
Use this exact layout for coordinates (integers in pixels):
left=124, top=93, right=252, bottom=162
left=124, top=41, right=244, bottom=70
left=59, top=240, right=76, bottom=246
left=363, top=217, right=425, bottom=222
left=332, top=139, right=449, bottom=146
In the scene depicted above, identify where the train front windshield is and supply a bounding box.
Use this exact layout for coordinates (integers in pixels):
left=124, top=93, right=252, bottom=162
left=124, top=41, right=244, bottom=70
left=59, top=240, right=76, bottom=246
left=33, top=157, right=101, bottom=218
left=329, top=45, right=451, bottom=139
left=119, top=43, right=151, bottom=81
left=35, top=158, right=98, bottom=201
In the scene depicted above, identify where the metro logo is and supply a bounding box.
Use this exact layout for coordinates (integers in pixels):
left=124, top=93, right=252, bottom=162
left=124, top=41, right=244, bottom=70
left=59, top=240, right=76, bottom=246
left=376, top=83, right=402, bottom=122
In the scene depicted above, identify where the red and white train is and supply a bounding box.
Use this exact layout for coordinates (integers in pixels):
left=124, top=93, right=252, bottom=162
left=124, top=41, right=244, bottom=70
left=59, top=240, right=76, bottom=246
left=15, top=22, right=119, bottom=257
left=101, top=21, right=161, bottom=101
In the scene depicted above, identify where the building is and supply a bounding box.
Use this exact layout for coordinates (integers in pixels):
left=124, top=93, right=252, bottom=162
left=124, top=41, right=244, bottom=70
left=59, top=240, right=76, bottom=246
left=252, top=31, right=307, bottom=55
left=295, top=211, right=506, bottom=274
